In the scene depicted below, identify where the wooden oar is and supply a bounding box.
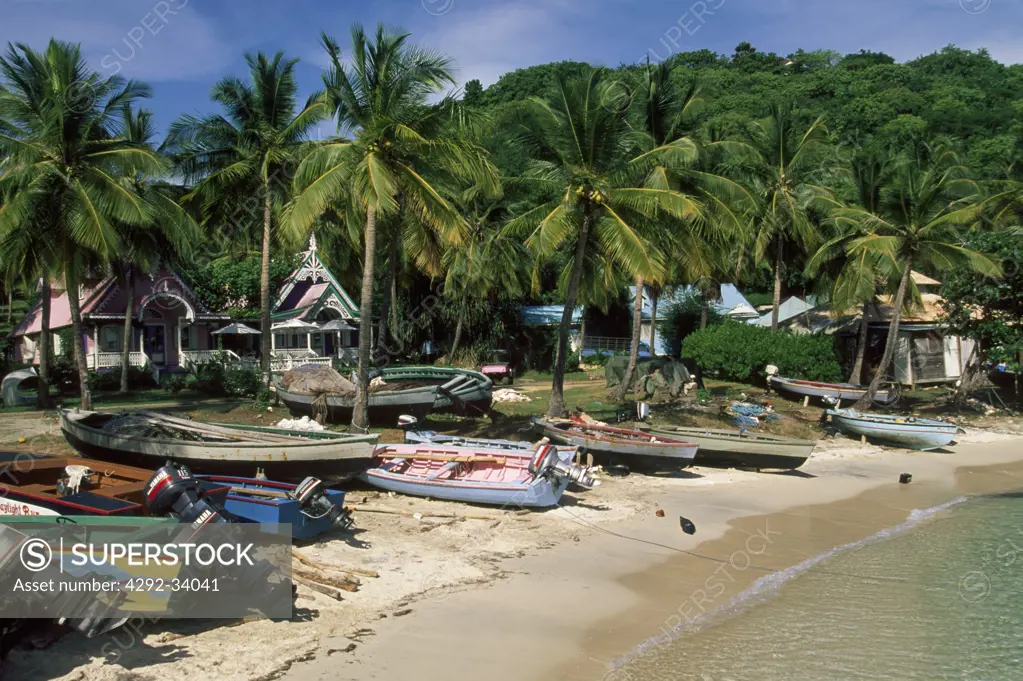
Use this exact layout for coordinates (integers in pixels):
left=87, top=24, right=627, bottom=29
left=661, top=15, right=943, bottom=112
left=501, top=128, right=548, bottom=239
left=136, top=411, right=298, bottom=444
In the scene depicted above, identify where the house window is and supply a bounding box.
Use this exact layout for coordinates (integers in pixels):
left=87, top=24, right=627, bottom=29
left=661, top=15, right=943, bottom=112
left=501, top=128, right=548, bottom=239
left=179, top=326, right=199, bottom=351
left=311, top=333, right=323, bottom=349
left=101, top=326, right=121, bottom=352
left=275, top=333, right=286, bottom=348
left=291, top=333, right=299, bottom=348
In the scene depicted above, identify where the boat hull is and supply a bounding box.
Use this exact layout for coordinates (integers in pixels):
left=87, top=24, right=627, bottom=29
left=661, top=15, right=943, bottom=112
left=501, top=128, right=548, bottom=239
left=276, top=387, right=438, bottom=425
left=826, top=410, right=957, bottom=450
left=533, top=418, right=697, bottom=470
left=645, top=427, right=814, bottom=470
left=770, top=376, right=894, bottom=403
left=379, top=366, right=494, bottom=416
left=362, top=445, right=570, bottom=508
left=60, top=410, right=377, bottom=480
left=194, top=474, right=346, bottom=540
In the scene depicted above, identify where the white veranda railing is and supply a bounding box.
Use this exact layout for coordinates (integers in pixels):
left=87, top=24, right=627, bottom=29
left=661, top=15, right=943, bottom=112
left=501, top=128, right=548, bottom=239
left=86, top=351, right=150, bottom=370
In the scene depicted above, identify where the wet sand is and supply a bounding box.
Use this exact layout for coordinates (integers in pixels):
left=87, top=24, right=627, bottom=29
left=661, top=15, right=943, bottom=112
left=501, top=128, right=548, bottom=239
left=280, top=434, right=1023, bottom=681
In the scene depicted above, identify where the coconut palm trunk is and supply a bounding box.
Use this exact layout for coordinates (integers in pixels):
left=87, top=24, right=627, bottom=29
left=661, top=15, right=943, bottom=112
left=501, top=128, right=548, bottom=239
left=259, top=189, right=273, bottom=390
left=64, top=267, right=92, bottom=410
left=849, top=302, right=869, bottom=384
left=548, top=213, right=590, bottom=417
left=578, top=306, right=587, bottom=358
left=36, top=282, right=51, bottom=409
left=855, top=260, right=912, bottom=409
left=648, top=293, right=658, bottom=356
left=614, top=277, right=645, bottom=402
left=353, top=206, right=378, bottom=430
left=771, top=239, right=783, bottom=331
left=120, top=267, right=135, bottom=393
left=378, top=227, right=398, bottom=347
left=448, top=286, right=469, bottom=362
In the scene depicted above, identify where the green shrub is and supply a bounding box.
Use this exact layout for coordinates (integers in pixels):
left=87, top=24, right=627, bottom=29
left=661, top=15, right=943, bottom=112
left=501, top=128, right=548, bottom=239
left=87, top=364, right=157, bottom=393
left=681, top=321, right=842, bottom=383
left=50, top=355, right=79, bottom=395
left=659, top=294, right=723, bottom=356
left=183, top=353, right=260, bottom=398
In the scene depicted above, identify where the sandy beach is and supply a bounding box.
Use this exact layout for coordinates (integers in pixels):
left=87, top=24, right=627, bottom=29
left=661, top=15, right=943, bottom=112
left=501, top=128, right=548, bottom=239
left=4, top=417, right=1022, bottom=681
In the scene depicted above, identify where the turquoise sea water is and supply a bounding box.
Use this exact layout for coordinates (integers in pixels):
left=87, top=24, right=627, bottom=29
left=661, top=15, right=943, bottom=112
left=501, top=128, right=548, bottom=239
left=612, top=493, right=1023, bottom=681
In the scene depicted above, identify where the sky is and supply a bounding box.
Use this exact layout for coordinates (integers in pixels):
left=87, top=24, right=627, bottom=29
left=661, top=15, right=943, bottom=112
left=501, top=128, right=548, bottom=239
left=1, top=0, right=1021, bottom=136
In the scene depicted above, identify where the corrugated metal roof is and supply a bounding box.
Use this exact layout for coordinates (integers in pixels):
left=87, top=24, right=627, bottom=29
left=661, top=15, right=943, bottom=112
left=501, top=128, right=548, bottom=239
left=627, top=284, right=759, bottom=320
left=519, top=305, right=583, bottom=326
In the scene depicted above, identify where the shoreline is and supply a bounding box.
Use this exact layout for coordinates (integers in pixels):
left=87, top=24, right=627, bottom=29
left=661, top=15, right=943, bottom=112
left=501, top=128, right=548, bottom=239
left=7, top=430, right=1023, bottom=681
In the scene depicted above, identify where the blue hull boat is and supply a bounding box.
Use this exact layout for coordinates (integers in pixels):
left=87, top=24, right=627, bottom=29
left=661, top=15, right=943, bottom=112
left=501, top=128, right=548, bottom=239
left=826, top=409, right=959, bottom=451
left=405, top=429, right=537, bottom=451
left=363, top=443, right=597, bottom=509
left=195, top=475, right=350, bottom=539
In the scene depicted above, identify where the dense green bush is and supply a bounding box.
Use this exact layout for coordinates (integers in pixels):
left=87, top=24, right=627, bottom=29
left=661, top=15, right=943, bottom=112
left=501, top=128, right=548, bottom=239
left=87, top=365, right=157, bottom=392
left=681, top=322, right=842, bottom=382
left=659, top=294, right=723, bottom=356
left=177, top=354, right=260, bottom=397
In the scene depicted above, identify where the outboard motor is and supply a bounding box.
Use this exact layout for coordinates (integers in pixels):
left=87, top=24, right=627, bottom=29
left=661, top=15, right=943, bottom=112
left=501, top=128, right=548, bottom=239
left=144, top=464, right=232, bottom=526
left=293, top=477, right=353, bottom=530
left=528, top=444, right=600, bottom=488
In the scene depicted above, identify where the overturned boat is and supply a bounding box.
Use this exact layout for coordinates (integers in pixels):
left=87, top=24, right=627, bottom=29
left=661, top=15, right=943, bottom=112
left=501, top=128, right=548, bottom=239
left=769, top=376, right=897, bottom=405
left=60, top=409, right=377, bottom=480
left=637, top=424, right=814, bottom=470
left=826, top=409, right=959, bottom=451
left=275, top=365, right=492, bottom=425
left=532, top=417, right=698, bottom=470
left=363, top=443, right=597, bottom=508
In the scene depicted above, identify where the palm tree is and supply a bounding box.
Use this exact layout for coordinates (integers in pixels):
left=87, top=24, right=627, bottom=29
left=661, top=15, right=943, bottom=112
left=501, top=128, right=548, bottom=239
left=826, top=144, right=1000, bottom=407
left=290, top=24, right=499, bottom=429
left=0, top=40, right=162, bottom=409
left=443, top=196, right=527, bottom=361
left=807, top=146, right=894, bottom=384
left=506, top=68, right=702, bottom=416
left=729, top=104, right=830, bottom=330
left=164, top=51, right=325, bottom=390
left=115, top=105, right=198, bottom=392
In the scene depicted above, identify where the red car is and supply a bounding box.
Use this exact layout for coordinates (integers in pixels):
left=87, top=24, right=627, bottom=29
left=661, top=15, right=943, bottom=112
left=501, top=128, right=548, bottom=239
left=480, top=350, right=514, bottom=385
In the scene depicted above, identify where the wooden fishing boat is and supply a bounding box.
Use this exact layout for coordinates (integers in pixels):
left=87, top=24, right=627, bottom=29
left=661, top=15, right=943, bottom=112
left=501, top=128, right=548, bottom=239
left=60, top=409, right=377, bottom=480
left=405, top=429, right=538, bottom=451
left=362, top=443, right=597, bottom=508
left=193, top=475, right=350, bottom=539
left=769, top=376, right=897, bottom=404
left=0, top=451, right=231, bottom=517
left=532, top=417, right=698, bottom=469
left=379, top=366, right=494, bottom=415
left=637, top=425, right=815, bottom=470
left=275, top=384, right=440, bottom=425
left=826, top=409, right=959, bottom=451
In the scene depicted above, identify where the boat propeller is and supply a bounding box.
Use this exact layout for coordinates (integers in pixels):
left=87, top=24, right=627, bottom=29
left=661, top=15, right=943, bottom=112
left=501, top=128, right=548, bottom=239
left=292, top=477, right=353, bottom=530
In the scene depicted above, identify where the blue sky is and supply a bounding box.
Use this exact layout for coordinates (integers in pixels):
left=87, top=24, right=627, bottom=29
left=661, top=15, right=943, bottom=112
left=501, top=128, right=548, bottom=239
left=2, top=0, right=1021, bottom=136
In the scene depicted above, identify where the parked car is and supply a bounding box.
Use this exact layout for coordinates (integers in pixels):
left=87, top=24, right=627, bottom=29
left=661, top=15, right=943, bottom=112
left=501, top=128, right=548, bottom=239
left=480, top=350, right=514, bottom=385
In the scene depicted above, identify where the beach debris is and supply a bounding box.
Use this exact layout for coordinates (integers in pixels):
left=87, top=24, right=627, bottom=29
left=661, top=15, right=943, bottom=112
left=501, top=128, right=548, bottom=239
left=727, top=401, right=780, bottom=429
left=899, top=473, right=913, bottom=484
left=605, top=464, right=631, bottom=477
left=679, top=516, right=696, bottom=535
left=655, top=509, right=665, bottom=518
left=492, top=388, right=531, bottom=403
left=369, top=376, right=388, bottom=389
left=275, top=415, right=326, bottom=432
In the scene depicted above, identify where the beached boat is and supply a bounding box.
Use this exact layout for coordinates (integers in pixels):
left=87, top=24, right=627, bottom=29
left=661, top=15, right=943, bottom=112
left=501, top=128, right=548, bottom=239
left=194, top=474, right=351, bottom=539
left=0, top=451, right=206, bottom=517
left=532, top=417, right=698, bottom=469
left=769, top=376, right=897, bottom=404
left=826, top=409, right=959, bottom=450
left=60, top=409, right=377, bottom=480
left=275, top=383, right=440, bottom=425
left=404, top=429, right=537, bottom=451
left=276, top=366, right=493, bottom=424
left=379, top=366, right=493, bottom=416
left=637, top=425, right=815, bottom=470
left=363, top=443, right=597, bottom=508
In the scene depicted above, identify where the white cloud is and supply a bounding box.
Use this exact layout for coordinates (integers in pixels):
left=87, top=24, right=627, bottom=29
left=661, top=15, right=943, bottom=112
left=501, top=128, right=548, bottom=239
left=0, top=0, right=231, bottom=80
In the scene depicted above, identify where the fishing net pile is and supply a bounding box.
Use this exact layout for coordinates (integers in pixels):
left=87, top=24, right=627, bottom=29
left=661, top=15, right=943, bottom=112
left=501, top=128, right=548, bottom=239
left=282, top=366, right=356, bottom=396
left=604, top=357, right=693, bottom=395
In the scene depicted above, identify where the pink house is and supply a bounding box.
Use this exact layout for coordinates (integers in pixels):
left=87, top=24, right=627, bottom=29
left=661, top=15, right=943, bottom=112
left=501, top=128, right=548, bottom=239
left=11, top=268, right=230, bottom=372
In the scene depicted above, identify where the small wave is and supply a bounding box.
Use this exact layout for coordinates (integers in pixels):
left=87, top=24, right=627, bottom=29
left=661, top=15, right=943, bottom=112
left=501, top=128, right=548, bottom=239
left=609, top=496, right=969, bottom=671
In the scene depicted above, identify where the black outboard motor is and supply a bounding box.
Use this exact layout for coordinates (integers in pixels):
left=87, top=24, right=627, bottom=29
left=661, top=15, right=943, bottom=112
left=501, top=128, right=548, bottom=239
left=293, top=477, right=353, bottom=530
left=144, top=464, right=232, bottom=526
